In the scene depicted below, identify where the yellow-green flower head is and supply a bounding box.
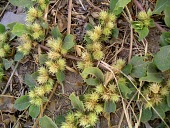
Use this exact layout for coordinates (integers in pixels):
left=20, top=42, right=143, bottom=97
left=46, top=38, right=62, bottom=52
left=86, top=44, right=93, bottom=51
left=35, top=86, right=45, bottom=96
left=38, top=67, right=48, bottom=75
left=20, top=34, right=31, bottom=42
left=111, top=94, right=120, bottom=102
left=57, top=58, right=66, bottom=71
left=28, top=90, right=36, bottom=98
left=143, top=19, right=151, bottom=27
left=26, top=15, right=35, bottom=23
left=32, top=30, right=44, bottom=39
left=4, top=45, right=10, bottom=52
left=106, top=21, right=114, bottom=29
left=102, top=93, right=111, bottom=101
left=17, top=42, right=32, bottom=55
left=92, top=42, right=102, bottom=51
left=84, top=61, right=93, bottom=68
left=94, top=25, right=102, bottom=35
left=61, top=122, right=76, bottom=128
left=46, top=60, right=59, bottom=74
left=37, top=67, right=49, bottom=84
left=89, top=31, right=100, bottom=42
left=48, top=50, right=61, bottom=60
left=89, top=92, right=99, bottom=102
left=38, top=0, right=45, bottom=4
left=151, top=94, right=163, bottom=105
left=88, top=113, right=98, bottom=126
left=43, top=83, right=52, bottom=93
left=108, top=13, right=116, bottom=22
left=30, top=97, right=43, bottom=106
left=79, top=115, right=90, bottom=127
left=85, top=101, right=95, bottom=111
left=94, top=104, right=103, bottom=114
left=149, top=83, right=160, bottom=94
left=116, top=59, right=126, bottom=68
left=75, top=111, right=83, bottom=119
left=40, top=3, right=47, bottom=10
left=99, top=11, right=108, bottom=21
left=37, top=10, right=43, bottom=18
left=0, top=33, right=7, bottom=43
left=95, top=84, right=104, bottom=94
left=82, top=52, right=91, bottom=61
left=0, top=48, right=5, bottom=57
left=60, top=48, right=68, bottom=55
left=65, top=113, right=75, bottom=123
left=138, top=11, right=149, bottom=20
left=103, top=27, right=111, bottom=36
left=93, top=50, right=104, bottom=60
left=28, top=7, right=37, bottom=18
left=160, top=86, right=169, bottom=96
left=32, top=23, right=41, bottom=32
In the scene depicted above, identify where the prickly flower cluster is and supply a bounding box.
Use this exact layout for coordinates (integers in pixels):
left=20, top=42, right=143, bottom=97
left=77, top=11, right=116, bottom=70
left=132, top=10, right=154, bottom=31
left=28, top=67, right=53, bottom=106
left=45, top=38, right=67, bottom=74
left=0, top=33, right=10, bottom=58
left=61, top=81, right=120, bottom=127
left=143, top=82, right=170, bottom=108
left=18, top=0, right=48, bottom=55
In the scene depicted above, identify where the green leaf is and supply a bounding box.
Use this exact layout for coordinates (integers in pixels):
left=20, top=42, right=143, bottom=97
left=164, top=5, right=170, bottom=28
left=39, top=116, right=58, bottom=128
left=62, top=34, right=75, bottom=50
left=141, top=108, right=152, bottom=123
left=112, top=28, right=119, bottom=38
left=56, top=70, right=65, bottom=84
left=51, top=26, right=62, bottom=39
left=118, top=79, right=132, bottom=98
left=0, top=24, right=6, bottom=34
left=81, top=67, right=104, bottom=85
left=160, top=32, right=170, bottom=46
left=69, top=93, right=85, bottom=111
left=39, top=54, right=48, bottom=65
left=122, top=64, right=132, bottom=75
left=113, top=0, right=131, bottom=15
left=14, top=95, right=30, bottom=111
left=153, top=0, right=170, bottom=14
left=24, top=74, right=37, bottom=89
left=130, top=56, right=149, bottom=78
left=154, top=45, right=170, bottom=71
left=104, top=101, right=116, bottom=113
left=11, top=23, right=29, bottom=37
left=151, top=105, right=165, bottom=120
left=7, top=22, right=17, bottom=30
left=9, top=0, right=34, bottom=8
left=84, top=78, right=100, bottom=86
left=110, top=0, right=118, bottom=12
left=14, top=52, right=24, bottom=62
left=2, top=59, right=13, bottom=70
left=55, top=115, right=65, bottom=127
left=140, top=63, right=163, bottom=83
left=136, top=27, right=149, bottom=41
left=29, top=105, right=40, bottom=118
left=167, top=94, right=170, bottom=107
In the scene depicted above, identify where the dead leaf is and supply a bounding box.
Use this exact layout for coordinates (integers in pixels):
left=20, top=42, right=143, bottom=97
left=0, top=95, right=16, bottom=113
